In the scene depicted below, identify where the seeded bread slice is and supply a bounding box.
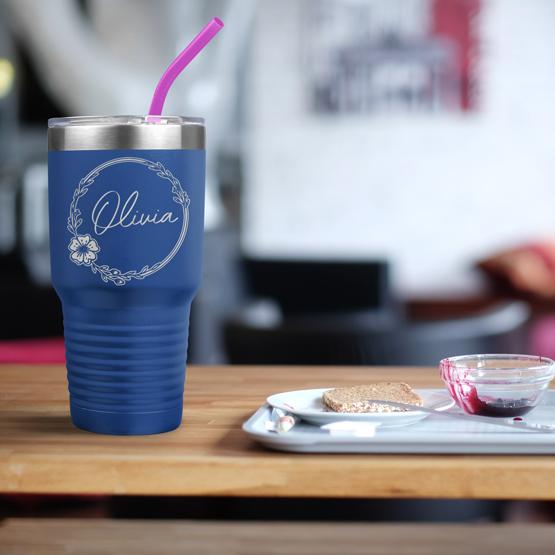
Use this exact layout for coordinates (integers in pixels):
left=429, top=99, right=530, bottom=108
left=322, top=383, right=423, bottom=413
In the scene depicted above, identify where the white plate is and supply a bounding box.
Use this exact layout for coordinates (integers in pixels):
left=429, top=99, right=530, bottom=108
left=267, top=388, right=454, bottom=427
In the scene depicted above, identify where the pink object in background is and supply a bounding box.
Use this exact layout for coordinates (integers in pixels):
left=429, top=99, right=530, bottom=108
left=148, top=17, right=224, bottom=116
left=0, top=338, right=65, bottom=364
left=530, top=316, right=555, bottom=361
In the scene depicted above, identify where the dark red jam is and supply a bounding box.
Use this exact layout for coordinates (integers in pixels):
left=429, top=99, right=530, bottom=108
left=471, top=398, right=534, bottom=417
left=456, top=386, right=534, bottom=417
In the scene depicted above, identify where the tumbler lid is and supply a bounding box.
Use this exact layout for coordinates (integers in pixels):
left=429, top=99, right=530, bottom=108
left=48, top=115, right=205, bottom=151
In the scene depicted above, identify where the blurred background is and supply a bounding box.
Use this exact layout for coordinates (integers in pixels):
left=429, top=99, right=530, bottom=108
left=2, top=0, right=555, bottom=524
left=2, top=0, right=555, bottom=367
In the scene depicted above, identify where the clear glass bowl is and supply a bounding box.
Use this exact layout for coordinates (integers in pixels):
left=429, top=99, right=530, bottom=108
left=439, top=354, right=555, bottom=417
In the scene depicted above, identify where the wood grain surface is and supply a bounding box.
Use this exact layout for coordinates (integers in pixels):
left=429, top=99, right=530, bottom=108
left=1, top=519, right=555, bottom=555
left=1, top=364, right=555, bottom=499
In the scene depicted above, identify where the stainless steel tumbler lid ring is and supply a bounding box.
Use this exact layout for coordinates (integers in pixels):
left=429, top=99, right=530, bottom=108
left=48, top=115, right=205, bottom=151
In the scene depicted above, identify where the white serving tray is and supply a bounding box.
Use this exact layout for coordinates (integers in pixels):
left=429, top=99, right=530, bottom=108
left=243, top=389, right=555, bottom=454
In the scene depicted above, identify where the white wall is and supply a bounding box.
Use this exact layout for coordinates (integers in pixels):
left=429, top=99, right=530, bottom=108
left=243, top=0, right=555, bottom=296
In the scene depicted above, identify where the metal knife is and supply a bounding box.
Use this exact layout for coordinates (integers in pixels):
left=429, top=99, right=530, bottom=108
left=368, top=399, right=555, bottom=433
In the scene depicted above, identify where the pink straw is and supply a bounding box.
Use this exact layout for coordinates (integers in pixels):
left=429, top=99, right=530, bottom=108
left=148, top=17, right=224, bottom=117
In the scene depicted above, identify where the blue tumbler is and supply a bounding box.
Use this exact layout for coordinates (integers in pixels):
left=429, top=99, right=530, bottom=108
left=48, top=116, right=205, bottom=434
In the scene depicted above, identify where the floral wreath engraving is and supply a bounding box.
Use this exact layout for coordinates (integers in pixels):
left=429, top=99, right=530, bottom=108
left=67, top=157, right=190, bottom=286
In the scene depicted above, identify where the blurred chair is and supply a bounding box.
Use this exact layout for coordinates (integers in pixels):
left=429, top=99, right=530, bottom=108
left=241, top=258, right=398, bottom=317
left=224, top=300, right=531, bottom=365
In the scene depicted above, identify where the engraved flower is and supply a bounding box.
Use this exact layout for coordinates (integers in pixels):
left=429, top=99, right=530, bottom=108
left=68, top=234, right=100, bottom=266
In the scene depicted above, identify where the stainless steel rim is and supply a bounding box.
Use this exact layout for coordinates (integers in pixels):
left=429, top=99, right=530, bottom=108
left=48, top=115, right=205, bottom=151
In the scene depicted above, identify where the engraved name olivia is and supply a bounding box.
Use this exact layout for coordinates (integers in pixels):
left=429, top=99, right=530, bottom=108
left=91, top=190, right=178, bottom=236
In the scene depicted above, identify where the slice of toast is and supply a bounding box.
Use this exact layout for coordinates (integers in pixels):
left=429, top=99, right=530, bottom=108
left=322, top=383, right=423, bottom=413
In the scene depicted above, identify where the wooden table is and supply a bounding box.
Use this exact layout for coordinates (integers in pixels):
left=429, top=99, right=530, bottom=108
left=2, top=519, right=555, bottom=555
left=1, top=364, right=555, bottom=499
